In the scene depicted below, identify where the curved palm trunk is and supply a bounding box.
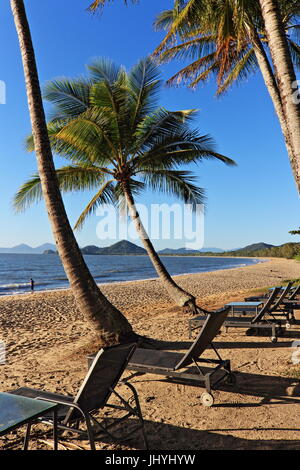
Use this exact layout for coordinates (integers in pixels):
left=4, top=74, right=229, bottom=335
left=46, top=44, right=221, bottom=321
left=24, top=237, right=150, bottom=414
left=249, top=28, right=298, bottom=181
left=123, top=183, right=196, bottom=310
left=11, top=0, right=133, bottom=346
left=259, top=0, right=300, bottom=193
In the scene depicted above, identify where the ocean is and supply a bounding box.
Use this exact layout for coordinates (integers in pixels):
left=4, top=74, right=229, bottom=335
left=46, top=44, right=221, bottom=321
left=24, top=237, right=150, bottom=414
left=0, top=253, right=265, bottom=296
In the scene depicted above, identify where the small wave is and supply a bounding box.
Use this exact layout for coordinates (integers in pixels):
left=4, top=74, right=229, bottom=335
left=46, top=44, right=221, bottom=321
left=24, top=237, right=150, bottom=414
left=0, top=282, right=31, bottom=290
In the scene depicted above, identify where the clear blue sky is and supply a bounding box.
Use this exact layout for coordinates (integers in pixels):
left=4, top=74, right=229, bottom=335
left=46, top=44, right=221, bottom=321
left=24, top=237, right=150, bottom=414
left=0, top=0, right=299, bottom=250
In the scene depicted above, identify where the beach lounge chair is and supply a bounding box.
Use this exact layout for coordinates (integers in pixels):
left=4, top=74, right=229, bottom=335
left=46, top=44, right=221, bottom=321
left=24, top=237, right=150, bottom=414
left=281, top=287, right=300, bottom=314
left=244, top=282, right=295, bottom=324
left=189, top=287, right=286, bottom=343
left=88, top=307, right=233, bottom=408
left=245, top=281, right=295, bottom=303
left=288, top=284, right=300, bottom=301
left=8, top=342, right=148, bottom=450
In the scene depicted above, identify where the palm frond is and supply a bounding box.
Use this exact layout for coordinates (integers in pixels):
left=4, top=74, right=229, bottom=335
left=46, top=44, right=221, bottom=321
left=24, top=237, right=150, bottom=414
left=14, top=174, right=44, bottom=212
left=14, top=165, right=107, bottom=213
left=288, top=39, right=300, bottom=70
left=88, top=0, right=138, bottom=13
left=43, top=78, right=91, bottom=120
left=157, top=35, right=215, bottom=64
left=55, top=107, right=119, bottom=163
left=153, top=0, right=205, bottom=55
left=133, top=107, right=198, bottom=154
left=74, top=180, right=116, bottom=230
left=141, top=169, right=206, bottom=210
left=217, top=47, right=257, bottom=95
left=128, top=57, right=161, bottom=129
left=134, top=131, right=236, bottom=170
left=165, top=53, right=217, bottom=87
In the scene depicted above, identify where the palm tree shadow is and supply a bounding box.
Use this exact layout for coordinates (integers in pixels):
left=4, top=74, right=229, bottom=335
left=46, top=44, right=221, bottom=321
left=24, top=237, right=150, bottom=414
left=93, top=416, right=300, bottom=450
left=141, top=420, right=300, bottom=450
left=126, top=368, right=300, bottom=408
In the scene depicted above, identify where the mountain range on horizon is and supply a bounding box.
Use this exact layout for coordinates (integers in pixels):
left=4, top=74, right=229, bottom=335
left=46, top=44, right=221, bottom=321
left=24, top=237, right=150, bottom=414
left=0, top=240, right=277, bottom=255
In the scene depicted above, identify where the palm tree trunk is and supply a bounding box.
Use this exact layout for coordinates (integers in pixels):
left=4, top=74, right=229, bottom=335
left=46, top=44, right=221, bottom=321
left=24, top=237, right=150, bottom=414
left=10, top=0, right=134, bottom=346
left=249, top=27, right=298, bottom=184
left=259, top=0, right=300, bottom=192
left=123, top=183, right=196, bottom=310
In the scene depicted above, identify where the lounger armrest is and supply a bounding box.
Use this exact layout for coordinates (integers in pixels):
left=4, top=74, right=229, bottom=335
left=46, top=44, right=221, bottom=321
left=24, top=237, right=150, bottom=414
left=35, top=396, right=79, bottom=412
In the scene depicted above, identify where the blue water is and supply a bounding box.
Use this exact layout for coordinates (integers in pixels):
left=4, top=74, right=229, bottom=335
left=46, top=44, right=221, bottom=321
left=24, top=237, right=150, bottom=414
left=0, top=253, right=265, bottom=296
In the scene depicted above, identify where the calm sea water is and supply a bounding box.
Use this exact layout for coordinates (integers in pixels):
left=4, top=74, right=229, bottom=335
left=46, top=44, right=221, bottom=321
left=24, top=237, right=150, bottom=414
left=0, top=253, right=265, bottom=296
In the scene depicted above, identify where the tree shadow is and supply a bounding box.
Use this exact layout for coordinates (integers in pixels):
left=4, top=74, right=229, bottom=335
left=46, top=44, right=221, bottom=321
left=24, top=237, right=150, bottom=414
left=142, top=420, right=300, bottom=450
left=126, top=368, right=300, bottom=407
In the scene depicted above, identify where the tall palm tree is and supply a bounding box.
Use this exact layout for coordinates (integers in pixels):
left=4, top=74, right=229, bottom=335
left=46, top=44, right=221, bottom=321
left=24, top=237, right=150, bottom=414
left=153, top=0, right=300, bottom=191
left=14, top=57, right=235, bottom=311
left=259, top=0, right=300, bottom=191
left=10, top=0, right=135, bottom=347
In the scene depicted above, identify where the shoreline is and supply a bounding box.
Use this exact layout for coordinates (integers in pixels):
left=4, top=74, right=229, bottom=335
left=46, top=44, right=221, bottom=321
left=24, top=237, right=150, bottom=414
left=0, top=257, right=296, bottom=308
left=0, top=256, right=269, bottom=299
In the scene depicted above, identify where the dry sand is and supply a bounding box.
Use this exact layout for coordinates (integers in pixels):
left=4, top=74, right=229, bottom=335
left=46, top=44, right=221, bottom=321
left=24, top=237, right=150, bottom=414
left=0, top=257, right=300, bottom=450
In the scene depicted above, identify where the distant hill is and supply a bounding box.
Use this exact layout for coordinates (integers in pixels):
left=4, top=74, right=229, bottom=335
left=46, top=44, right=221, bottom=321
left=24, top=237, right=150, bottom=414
left=158, top=248, right=199, bottom=255
left=158, top=247, right=224, bottom=255
left=81, top=245, right=104, bottom=255
left=229, top=242, right=274, bottom=253
left=0, top=243, right=56, bottom=254
left=223, top=242, right=300, bottom=259
left=199, top=247, right=224, bottom=253
left=2, top=240, right=299, bottom=259
left=82, top=240, right=147, bottom=255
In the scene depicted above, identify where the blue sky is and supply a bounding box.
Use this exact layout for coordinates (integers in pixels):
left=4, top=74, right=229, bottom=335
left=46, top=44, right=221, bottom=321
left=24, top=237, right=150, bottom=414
left=0, top=0, right=299, bottom=250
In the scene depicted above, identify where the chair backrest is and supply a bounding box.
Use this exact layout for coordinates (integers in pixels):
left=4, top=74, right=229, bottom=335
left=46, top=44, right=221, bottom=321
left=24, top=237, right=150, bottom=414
left=64, top=342, right=137, bottom=423
left=251, top=287, right=281, bottom=323
left=289, top=284, right=300, bottom=300
left=174, top=307, right=230, bottom=370
left=271, top=282, right=294, bottom=310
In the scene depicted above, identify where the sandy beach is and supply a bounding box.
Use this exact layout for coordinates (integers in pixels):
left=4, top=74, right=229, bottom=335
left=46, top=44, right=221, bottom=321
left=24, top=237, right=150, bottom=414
left=1, top=257, right=300, bottom=450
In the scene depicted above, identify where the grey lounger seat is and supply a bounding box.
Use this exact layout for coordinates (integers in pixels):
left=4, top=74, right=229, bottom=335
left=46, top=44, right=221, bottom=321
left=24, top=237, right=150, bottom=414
left=106, top=307, right=232, bottom=408
left=9, top=342, right=148, bottom=450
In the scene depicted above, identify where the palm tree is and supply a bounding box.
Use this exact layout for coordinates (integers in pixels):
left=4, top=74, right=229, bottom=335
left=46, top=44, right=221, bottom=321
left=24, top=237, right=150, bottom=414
left=14, top=57, right=235, bottom=311
left=88, top=0, right=138, bottom=10
left=259, top=0, right=300, bottom=191
left=153, top=0, right=300, bottom=191
left=10, top=0, right=135, bottom=347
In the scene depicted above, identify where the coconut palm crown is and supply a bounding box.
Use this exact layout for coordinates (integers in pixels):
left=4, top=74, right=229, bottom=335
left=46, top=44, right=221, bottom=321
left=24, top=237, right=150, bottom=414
left=153, top=0, right=300, bottom=94
left=15, top=57, right=235, bottom=227
left=15, top=57, right=235, bottom=309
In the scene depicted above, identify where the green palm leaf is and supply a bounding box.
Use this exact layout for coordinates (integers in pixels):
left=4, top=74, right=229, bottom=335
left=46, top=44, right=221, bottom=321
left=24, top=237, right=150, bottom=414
left=17, top=57, right=234, bottom=229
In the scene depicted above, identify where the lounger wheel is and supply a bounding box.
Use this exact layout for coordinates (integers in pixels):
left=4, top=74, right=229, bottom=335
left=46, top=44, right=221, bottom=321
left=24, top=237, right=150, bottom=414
left=271, top=336, right=277, bottom=343
left=285, top=322, right=291, bottom=329
left=201, top=392, right=214, bottom=407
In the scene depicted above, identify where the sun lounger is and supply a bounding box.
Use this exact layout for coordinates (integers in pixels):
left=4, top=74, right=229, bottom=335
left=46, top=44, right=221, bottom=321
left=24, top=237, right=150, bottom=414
left=245, top=281, right=295, bottom=302
left=88, top=307, right=233, bottom=408
left=189, top=288, right=286, bottom=343
left=288, top=284, right=300, bottom=300
left=9, top=342, right=148, bottom=450
left=244, top=282, right=295, bottom=324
